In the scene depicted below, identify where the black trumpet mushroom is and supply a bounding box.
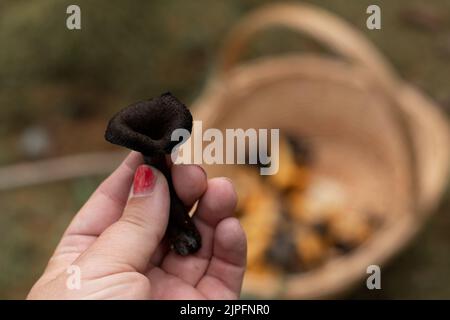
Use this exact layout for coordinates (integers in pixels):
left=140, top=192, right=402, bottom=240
left=105, top=92, right=201, bottom=256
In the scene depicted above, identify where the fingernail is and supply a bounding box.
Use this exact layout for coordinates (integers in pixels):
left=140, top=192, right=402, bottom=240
left=132, top=165, right=156, bottom=196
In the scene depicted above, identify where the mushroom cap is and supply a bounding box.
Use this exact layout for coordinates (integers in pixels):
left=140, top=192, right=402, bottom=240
left=105, top=92, right=193, bottom=155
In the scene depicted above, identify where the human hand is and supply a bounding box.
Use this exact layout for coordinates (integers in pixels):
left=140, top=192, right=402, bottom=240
left=27, top=152, right=246, bottom=299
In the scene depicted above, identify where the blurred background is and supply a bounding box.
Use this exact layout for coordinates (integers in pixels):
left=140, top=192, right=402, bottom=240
left=0, top=0, right=449, bottom=299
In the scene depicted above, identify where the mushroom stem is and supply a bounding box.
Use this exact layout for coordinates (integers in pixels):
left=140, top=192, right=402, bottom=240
left=143, top=154, right=201, bottom=256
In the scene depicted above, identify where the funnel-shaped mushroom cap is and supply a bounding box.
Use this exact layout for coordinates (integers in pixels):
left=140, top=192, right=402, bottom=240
left=105, top=93, right=193, bottom=156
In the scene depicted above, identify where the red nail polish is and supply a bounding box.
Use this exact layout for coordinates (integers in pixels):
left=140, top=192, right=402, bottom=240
left=133, top=165, right=156, bottom=196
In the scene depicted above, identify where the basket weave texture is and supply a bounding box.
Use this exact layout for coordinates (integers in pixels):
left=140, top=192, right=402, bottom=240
left=192, top=3, right=450, bottom=298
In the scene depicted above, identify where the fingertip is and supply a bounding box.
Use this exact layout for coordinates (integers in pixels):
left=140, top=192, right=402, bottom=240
left=206, top=177, right=238, bottom=214
left=215, top=217, right=247, bottom=265
left=129, top=164, right=169, bottom=202
left=172, top=164, right=208, bottom=207
left=219, top=177, right=238, bottom=209
left=125, top=151, right=144, bottom=167
left=197, top=217, right=246, bottom=297
left=192, top=177, right=238, bottom=229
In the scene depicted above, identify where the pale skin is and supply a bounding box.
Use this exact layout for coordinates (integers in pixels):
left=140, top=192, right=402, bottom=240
left=27, top=152, right=247, bottom=299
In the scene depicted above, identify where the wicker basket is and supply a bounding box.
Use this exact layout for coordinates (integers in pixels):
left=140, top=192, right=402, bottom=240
left=192, top=3, right=450, bottom=299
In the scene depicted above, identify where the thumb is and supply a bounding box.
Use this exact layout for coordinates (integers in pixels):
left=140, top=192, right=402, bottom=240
left=79, top=165, right=170, bottom=273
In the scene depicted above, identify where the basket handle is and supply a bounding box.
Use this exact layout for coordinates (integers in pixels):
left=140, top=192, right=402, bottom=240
left=215, top=3, right=398, bottom=87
